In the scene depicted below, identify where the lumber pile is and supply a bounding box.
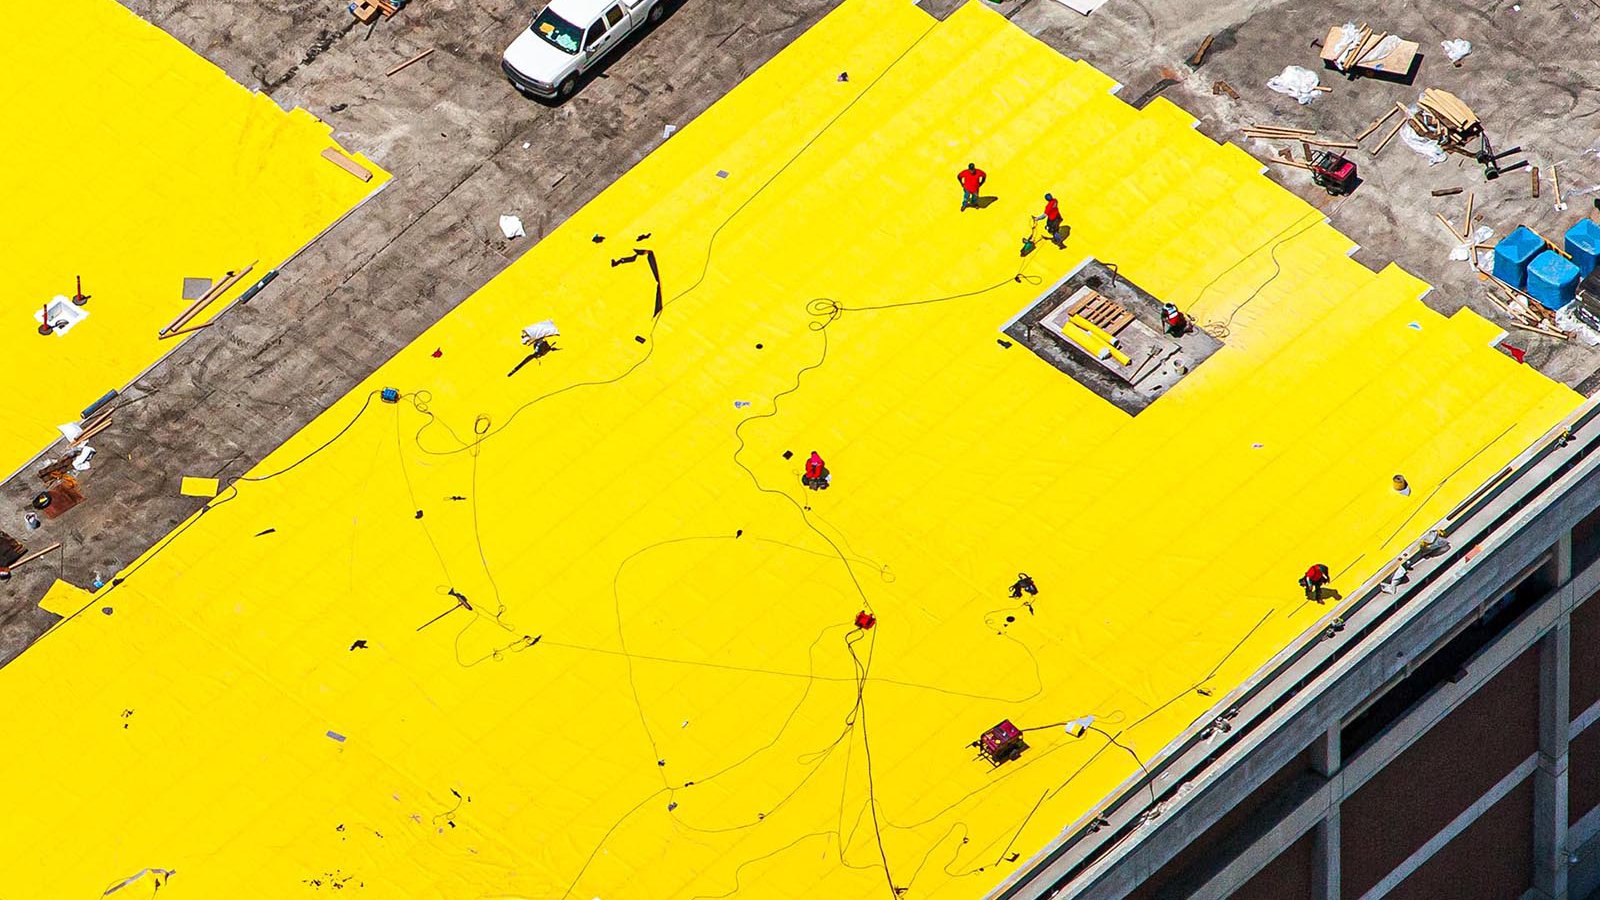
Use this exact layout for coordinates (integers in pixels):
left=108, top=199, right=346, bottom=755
left=1333, top=24, right=1379, bottom=72
left=1485, top=280, right=1572, bottom=340
left=1412, top=89, right=1481, bottom=148
left=1241, top=123, right=1356, bottom=149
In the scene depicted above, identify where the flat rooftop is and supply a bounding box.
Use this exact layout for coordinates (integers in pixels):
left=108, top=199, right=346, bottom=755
left=0, top=1, right=1579, bottom=897
left=0, top=0, right=387, bottom=480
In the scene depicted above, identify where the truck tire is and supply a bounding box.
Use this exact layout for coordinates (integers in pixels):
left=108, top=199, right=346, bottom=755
left=557, top=74, right=578, bottom=98
left=648, top=1, right=665, bottom=22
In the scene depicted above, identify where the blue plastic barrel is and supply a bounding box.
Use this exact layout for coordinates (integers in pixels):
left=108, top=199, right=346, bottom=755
left=1526, top=250, right=1581, bottom=309
left=1565, top=219, right=1600, bottom=278
left=1493, top=226, right=1546, bottom=290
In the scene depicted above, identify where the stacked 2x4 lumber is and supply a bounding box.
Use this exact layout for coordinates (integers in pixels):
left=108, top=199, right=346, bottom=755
left=1418, top=89, right=1478, bottom=133
left=1241, top=124, right=1357, bottom=150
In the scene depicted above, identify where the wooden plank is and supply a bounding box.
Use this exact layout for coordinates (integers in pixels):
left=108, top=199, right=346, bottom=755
left=8, top=542, right=62, bottom=571
left=1319, top=25, right=1345, bottom=62
left=1463, top=192, right=1474, bottom=240
left=1340, top=25, right=1372, bottom=70
left=321, top=147, right=373, bottom=182
left=1361, top=39, right=1418, bottom=75
left=1395, top=100, right=1426, bottom=132
left=1066, top=288, right=1102, bottom=318
left=1373, top=113, right=1409, bottom=155
left=1354, top=31, right=1387, bottom=68
left=70, top=416, right=113, bottom=448
left=1101, top=311, right=1134, bottom=336
left=1188, top=34, right=1214, bottom=67
left=1247, top=123, right=1316, bottom=136
left=1435, top=213, right=1462, bottom=243
left=1356, top=106, right=1398, bottom=141
left=1078, top=295, right=1134, bottom=336
left=386, top=47, right=434, bottom=77
left=1532, top=166, right=1541, bottom=198
left=161, top=265, right=251, bottom=337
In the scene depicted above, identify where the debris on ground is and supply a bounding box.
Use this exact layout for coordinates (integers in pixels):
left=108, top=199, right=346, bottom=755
left=499, top=215, right=525, bottom=239
left=1400, top=120, right=1447, bottom=165
left=385, top=47, right=434, bottom=78
left=1441, top=39, right=1472, bottom=64
left=1486, top=226, right=1578, bottom=340
left=1266, top=66, right=1323, bottom=104
left=1414, top=89, right=1479, bottom=145
left=1320, top=23, right=1418, bottom=78
left=1241, top=123, right=1353, bottom=149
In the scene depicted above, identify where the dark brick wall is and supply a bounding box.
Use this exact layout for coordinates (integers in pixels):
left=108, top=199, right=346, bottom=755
left=1572, top=592, right=1600, bottom=717
left=1571, top=723, right=1600, bottom=828
left=1388, top=778, right=1534, bottom=900
left=1229, top=828, right=1315, bottom=900
left=1340, top=645, right=1539, bottom=898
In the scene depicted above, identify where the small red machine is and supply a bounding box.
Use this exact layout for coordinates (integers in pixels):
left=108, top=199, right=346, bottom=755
left=977, top=720, right=1027, bottom=766
left=1310, top=149, right=1358, bottom=195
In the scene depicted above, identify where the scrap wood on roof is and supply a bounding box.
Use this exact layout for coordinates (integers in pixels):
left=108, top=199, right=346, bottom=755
left=1320, top=22, right=1419, bottom=77
left=1415, top=88, right=1481, bottom=140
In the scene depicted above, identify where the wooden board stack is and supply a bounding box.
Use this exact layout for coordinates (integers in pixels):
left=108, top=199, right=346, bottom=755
left=1414, top=89, right=1481, bottom=146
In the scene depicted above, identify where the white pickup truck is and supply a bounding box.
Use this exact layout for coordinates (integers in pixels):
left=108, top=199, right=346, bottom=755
left=502, top=0, right=666, bottom=100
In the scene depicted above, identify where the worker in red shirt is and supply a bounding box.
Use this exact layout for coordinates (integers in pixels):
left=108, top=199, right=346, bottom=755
left=958, top=163, right=987, bottom=211
left=1034, top=193, right=1065, bottom=248
left=802, top=451, right=830, bottom=490
left=1299, top=563, right=1331, bottom=601
left=1160, top=302, right=1188, bottom=337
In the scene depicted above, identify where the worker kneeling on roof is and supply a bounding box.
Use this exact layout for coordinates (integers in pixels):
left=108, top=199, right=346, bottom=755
left=801, top=451, right=831, bottom=491
left=1299, top=563, right=1331, bottom=602
left=1161, top=302, right=1189, bottom=337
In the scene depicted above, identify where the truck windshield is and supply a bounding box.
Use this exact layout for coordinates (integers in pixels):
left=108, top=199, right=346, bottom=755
left=530, top=8, right=581, bottom=54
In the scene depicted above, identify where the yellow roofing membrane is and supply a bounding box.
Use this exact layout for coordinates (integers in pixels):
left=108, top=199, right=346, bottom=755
left=0, top=1, right=1578, bottom=898
left=0, top=0, right=389, bottom=478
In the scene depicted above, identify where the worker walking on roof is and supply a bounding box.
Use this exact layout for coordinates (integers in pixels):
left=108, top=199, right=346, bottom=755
left=1299, top=563, right=1331, bottom=602
left=1034, top=193, right=1065, bottom=248
left=802, top=451, right=831, bottom=491
left=958, top=163, right=987, bottom=211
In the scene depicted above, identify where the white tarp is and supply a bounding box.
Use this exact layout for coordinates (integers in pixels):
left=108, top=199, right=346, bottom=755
left=1048, top=0, right=1111, bottom=14
left=1266, top=66, right=1322, bottom=104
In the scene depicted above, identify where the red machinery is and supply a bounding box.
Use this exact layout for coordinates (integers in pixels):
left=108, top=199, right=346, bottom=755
left=977, top=720, right=1027, bottom=766
left=1310, top=149, right=1358, bottom=195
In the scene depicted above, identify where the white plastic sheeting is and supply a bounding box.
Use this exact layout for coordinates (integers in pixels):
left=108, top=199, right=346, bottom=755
left=1266, top=65, right=1321, bottom=104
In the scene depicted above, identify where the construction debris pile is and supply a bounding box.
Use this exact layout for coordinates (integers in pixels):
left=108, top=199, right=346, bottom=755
left=1411, top=89, right=1481, bottom=152
left=1320, top=23, right=1419, bottom=78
